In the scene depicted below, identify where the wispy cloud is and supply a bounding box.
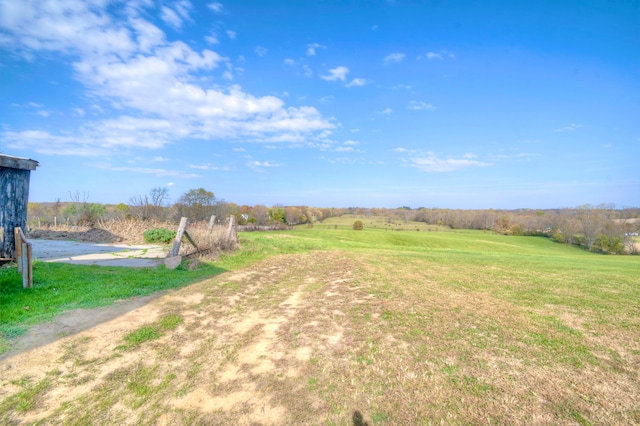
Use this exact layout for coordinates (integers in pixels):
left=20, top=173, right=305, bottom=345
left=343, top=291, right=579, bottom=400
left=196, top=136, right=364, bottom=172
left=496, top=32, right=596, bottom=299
left=189, top=163, right=230, bottom=171
left=254, top=46, right=268, bottom=56
left=402, top=151, right=491, bottom=172
left=226, top=30, right=236, bottom=39
left=321, top=66, right=349, bottom=82
left=393, top=147, right=415, bottom=153
left=422, top=50, right=455, bottom=60
left=306, top=43, right=326, bottom=56
left=407, top=101, right=435, bottom=111
left=384, top=52, right=405, bottom=64
left=554, top=123, right=583, bottom=132
left=98, top=165, right=200, bottom=179
left=246, top=160, right=281, bottom=171
left=205, top=33, right=219, bottom=44
left=392, top=84, right=412, bottom=90
left=207, top=2, right=224, bottom=13
left=378, top=107, right=393, bottom=115
left=346, top=78, right=366, bottom=88
left=160, top=1, right=192, bottom=30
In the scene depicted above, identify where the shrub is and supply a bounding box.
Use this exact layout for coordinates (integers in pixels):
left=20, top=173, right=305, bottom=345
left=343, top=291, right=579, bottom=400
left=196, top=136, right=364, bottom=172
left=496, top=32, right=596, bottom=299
left=143, top=228, right=176, bottom=244
left=353, top=220, right=364, bottom=231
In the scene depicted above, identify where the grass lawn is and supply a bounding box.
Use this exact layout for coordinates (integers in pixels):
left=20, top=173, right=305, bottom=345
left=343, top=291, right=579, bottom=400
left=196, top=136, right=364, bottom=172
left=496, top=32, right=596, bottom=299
left=1, top=226, right=639, bottom=424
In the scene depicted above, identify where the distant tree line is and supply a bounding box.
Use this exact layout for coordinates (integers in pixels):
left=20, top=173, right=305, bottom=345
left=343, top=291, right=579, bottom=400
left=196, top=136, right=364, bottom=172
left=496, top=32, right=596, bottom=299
left=27, top=192, right=639, bottom=254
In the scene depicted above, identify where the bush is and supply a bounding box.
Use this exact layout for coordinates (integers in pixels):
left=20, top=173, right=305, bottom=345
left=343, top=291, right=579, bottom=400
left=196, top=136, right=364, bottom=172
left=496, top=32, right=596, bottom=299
left=143, top=228, right=176, bottom=244
left=353, top=220, right=364, bottom=231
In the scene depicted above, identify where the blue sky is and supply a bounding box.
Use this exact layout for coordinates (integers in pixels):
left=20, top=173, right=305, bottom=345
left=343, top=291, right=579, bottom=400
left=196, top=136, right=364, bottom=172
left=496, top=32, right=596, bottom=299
left=1, top=0, right=638, bottom=209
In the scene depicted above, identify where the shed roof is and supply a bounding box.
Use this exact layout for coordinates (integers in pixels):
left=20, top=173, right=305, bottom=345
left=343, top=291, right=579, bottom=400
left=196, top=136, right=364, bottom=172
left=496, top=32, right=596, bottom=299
left=0, top=154, right=39, bottom=171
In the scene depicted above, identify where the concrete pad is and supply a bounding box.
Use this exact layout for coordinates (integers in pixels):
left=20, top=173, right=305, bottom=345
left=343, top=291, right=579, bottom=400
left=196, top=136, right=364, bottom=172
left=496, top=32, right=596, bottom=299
left=31, top=239, right=169, bottom=267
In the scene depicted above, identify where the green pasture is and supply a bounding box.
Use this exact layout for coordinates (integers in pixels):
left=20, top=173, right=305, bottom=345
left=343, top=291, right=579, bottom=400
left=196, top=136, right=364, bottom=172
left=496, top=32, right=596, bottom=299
left=1, top=225, right=639, bottom=423
left=308, top=213, right=445, bottom=231
left=2, top=227, right=638, bottom=350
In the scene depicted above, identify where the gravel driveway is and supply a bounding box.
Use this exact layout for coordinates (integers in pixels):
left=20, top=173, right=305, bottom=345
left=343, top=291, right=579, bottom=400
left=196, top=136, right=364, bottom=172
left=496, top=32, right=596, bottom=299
left=30, top=239, right=168, bottom=267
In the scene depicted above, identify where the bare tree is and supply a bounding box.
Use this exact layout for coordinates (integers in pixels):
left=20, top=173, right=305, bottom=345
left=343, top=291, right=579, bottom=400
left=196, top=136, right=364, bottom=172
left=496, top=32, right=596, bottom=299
left=149, top=187, right=170, bottom=220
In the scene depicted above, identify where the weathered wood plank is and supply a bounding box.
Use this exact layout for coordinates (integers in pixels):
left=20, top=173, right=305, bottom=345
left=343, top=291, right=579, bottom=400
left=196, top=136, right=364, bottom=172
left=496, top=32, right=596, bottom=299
left=0, top=154, right=39, bottom=171
left=1, top=167, right=32, bottom=259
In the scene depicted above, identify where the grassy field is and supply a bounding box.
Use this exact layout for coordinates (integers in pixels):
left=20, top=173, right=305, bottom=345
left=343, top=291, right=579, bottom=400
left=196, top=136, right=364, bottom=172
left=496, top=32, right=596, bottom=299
left=1, top=225, right=639, bottom=424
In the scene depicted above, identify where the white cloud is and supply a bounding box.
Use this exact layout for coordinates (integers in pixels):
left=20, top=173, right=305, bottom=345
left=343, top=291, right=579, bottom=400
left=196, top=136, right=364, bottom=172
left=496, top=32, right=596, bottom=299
left=346, top=78, right=366, bottom=88
left=189, top=163, right=220, bottom=170
left=303, top=65, right=313, bottom=77
left=554, top=123, right=583, bottom=132
left=321, top=66, right=349, bottom=82
left=407, top=101, right=435, bottom=111
left=384, top=52, right=405, bottom=64
left=0, top=1, right=334, bottom=156
left=98, top=165, right=200, bottom=178
left=406, top=152, right=491, bottom=172
left=335, top=146, right=353, bottom=152
left=246, top=160, right=281, bottom=171
left=463, top=153, right=477, bottom=159
left=167, top=182, right=175, bottom=186
left=36, top=110, right=50, bottom=117
left=344, top=140, right=359, bottom=146
left=161, top=7, right=182, bottom=30
left=392, top=84, right=412, bottom=90
left=378, top=107, right=393, bottom=115
left=306, top=43, right=326, bottom=56
left=254, top=46, right=268, bottom=57
left=226, top=30, right=236, bottom=39
left=152, top=156, right=169, bottom=162
left=394, top=147, right=414, bottom=153
left=208, top=2, right=224, bottom=13
left=319, top=96, right=335, bottom=103
left=232, top=147, right=246, bottom=152
left=205, top=33, right=219, bottom=44
left=160, top=1, right=192, bottom=30
left=283, top=58, right=296, bottom=66
left=423, top=50, right=455, bottom=60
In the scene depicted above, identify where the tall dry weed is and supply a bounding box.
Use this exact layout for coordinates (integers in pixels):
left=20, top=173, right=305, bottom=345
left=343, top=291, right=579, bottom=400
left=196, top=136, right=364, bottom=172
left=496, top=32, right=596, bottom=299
left=177, top=220, right=238, bottom=260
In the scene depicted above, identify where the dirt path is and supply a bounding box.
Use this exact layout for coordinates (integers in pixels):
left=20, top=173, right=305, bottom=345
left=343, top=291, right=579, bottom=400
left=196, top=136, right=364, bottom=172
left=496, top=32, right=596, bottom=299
left=0, top=251, right=368, bottom=425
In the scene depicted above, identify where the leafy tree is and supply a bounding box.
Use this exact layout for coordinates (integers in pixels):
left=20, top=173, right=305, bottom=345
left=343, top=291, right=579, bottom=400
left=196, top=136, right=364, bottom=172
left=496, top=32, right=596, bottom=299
left=177, top=188, right=216, bottom=222
left=269, top=206, right=285, bottom=224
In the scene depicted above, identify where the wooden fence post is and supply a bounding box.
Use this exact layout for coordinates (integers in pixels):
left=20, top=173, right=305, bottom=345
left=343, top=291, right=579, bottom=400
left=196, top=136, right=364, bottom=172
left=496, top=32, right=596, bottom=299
left=14, top=227, right=33, bottom=288
left=207, top=215, right=216, bottom=232
left=170, top=217, right=188, bottom=257
left=226, top=215, right=237, bottom=241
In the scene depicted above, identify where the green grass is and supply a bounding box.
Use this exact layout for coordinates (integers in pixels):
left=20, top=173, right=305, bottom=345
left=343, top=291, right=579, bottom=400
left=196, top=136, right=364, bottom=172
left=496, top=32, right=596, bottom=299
left=1, top=225, right=638, bottom=424
left=0, top=261, right=225, bottom=348
left=2, top=226, right=638, bottom=353
left=117, top=314, right=185, bottom=350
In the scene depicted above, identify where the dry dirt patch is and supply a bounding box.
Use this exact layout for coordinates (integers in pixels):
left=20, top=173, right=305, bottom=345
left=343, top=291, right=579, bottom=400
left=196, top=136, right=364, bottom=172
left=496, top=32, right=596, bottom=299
left=0, top=251, right=369, bottom=425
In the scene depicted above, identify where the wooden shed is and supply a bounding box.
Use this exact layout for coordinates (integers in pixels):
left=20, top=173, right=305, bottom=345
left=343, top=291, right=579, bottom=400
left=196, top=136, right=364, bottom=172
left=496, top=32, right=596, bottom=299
left=0, top=154, right=39, bottom=260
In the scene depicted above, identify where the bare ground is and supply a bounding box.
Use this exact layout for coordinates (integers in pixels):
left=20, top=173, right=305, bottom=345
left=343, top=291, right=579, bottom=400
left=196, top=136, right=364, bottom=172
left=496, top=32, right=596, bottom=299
left=1, top=250, right=638, bottom=425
